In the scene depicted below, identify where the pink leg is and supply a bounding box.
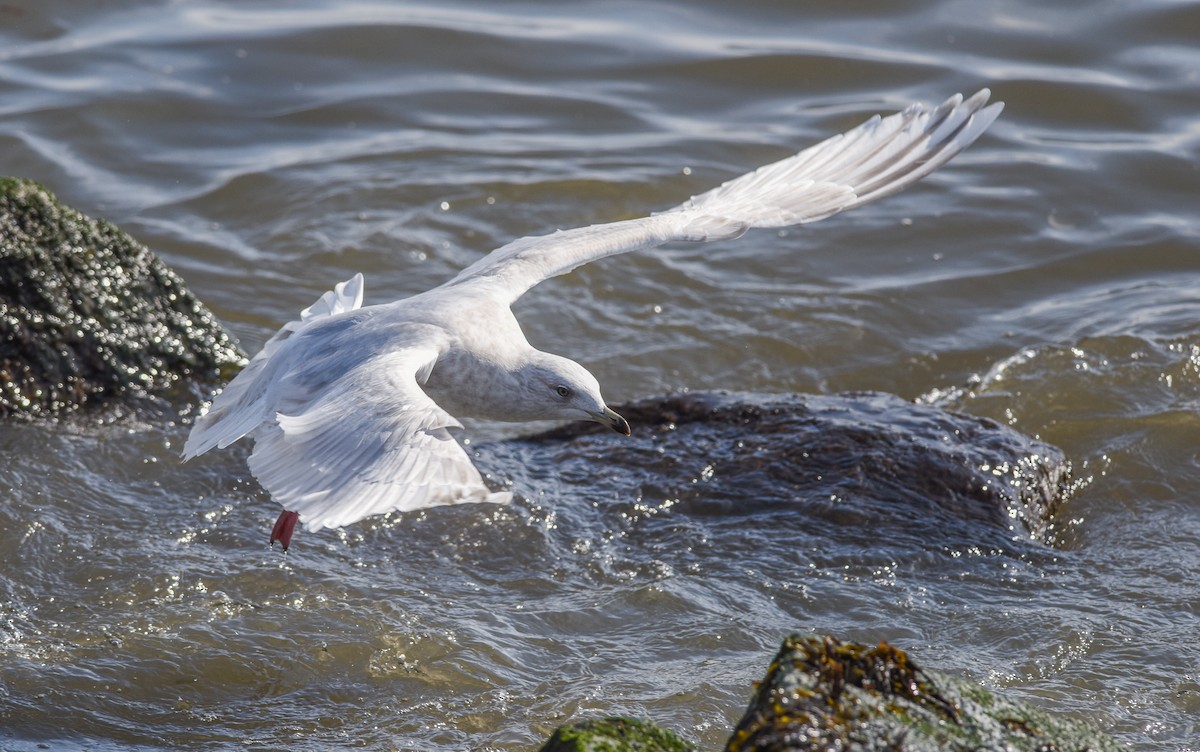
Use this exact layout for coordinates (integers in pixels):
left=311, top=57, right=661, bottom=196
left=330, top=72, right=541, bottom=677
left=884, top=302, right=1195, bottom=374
left=270, top=510, right=300, bottom=551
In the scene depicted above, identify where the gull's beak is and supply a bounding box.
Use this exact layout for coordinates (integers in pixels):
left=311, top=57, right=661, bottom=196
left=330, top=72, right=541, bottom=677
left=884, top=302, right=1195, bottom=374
left=590, top=406, right=631, bottom=436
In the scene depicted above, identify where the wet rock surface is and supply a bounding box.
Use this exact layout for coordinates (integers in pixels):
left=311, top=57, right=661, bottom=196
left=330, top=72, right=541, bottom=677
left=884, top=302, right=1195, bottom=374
left=0, top=177, right=243, bottom=418
left=498, top=390, right=1073, bottom=545
left=725, top=635, right=1120, bottom=752
left=538, top=717, right=697, bottom=752
left=543, top=635, right=1120, bottom=752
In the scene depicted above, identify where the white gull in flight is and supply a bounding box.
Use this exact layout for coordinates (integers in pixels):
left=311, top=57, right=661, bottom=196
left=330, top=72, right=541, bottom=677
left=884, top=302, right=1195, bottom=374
left=182, top=90, right=1003, bottom=550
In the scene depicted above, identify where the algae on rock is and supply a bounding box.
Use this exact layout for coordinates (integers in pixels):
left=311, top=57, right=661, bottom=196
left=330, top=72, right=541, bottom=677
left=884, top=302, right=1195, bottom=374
left=539, top=717, right=697, bottom=752
left=539, top=635, right=1121, bottom=752
left=0, top=177, right=243, bottom=417
left=725, top=635, right=1121, bottom=752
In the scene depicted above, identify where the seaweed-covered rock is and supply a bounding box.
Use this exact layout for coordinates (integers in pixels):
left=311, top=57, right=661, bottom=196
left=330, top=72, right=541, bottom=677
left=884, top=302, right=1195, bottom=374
left=502, top=391, right=1071, bottom=543
left=538, top=637, right=1120, bottom=752
left=725, top=635, right=1120, bottom=752
left=0, top=177, right=243, bottom=417
left=539, top=717, right=696, bottom=752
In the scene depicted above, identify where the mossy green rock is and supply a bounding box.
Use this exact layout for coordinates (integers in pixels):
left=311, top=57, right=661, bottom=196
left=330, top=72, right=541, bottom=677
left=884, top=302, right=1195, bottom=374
left=540, top=636, right=1120, bottom=752
left=0, top=177, right=243, bottom=417
left=538, top=717, right=696, bottom=752
left=725, top=635, right=1120, bottom=752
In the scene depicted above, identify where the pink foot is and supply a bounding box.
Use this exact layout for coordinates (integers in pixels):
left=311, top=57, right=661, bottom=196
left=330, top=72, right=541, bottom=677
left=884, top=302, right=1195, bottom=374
left=270, top=510, right=300, bottom=551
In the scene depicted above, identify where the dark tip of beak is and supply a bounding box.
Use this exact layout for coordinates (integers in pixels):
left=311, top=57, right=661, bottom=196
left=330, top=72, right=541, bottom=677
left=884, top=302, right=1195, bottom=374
left=595, top=406, right=631, bottom=436
left=614, top=414, right=631, bottom=436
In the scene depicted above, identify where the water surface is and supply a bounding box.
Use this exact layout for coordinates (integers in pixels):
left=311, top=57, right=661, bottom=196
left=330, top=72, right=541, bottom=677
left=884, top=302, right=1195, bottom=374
left=1, top=1, right=1198, bottom=749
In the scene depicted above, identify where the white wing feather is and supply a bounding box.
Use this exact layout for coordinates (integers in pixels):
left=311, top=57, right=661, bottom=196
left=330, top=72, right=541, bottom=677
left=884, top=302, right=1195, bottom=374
left=247, top=347, right=509, bottom=533
left=447, top=90, right=1002, bottom=305
left=183, top=275, right=510, bottom=532
left=182, top=273, right=366, bottom=459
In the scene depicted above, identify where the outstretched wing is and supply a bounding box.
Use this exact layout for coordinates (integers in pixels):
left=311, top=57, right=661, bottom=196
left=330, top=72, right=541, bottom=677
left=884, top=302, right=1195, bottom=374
left=247, top=344, right=511, bottom=534
left=182, top=273, right=366, bottom=460
left=446, top=89, right=1002, bottom=305
left=183, top=273, right=509, bottom=532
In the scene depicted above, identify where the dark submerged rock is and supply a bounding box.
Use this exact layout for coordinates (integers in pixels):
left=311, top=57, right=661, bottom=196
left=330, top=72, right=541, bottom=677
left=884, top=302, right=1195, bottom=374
left=0, top=178, right=243, bottom=417
left=504, top=391, right=1072, bottom=544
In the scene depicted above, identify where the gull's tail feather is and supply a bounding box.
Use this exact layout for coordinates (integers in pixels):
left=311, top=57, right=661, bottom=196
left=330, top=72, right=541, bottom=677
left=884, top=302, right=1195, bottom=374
left=675, top=89, right=1002, bottom=240
left=181, top=273, right=366, bottom=460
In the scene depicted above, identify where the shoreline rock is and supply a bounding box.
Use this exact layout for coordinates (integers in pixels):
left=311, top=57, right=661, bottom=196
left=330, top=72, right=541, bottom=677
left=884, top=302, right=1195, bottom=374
left=540, top=717, right=696, bottom=752
left=541, top=635, right=1121, bottom=752
left=0, top=177, right=243, bottom=418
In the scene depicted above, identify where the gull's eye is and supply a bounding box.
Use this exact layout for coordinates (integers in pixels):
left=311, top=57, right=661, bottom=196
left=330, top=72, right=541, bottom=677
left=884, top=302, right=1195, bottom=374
left=555, top=385, right=571, bottom=398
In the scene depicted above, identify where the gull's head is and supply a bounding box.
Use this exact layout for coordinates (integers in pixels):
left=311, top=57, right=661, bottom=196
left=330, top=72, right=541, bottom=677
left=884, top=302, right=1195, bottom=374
left=520, top=352, right=630, bottom=435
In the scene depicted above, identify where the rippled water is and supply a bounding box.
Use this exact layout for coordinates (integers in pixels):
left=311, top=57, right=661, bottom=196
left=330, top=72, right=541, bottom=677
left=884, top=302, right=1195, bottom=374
left=2, top=1, right=1199, bottom=749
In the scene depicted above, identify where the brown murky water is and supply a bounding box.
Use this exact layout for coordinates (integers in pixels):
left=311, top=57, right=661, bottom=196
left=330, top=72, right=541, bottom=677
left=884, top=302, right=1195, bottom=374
left=2, top=1, right=1198, bottom=749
